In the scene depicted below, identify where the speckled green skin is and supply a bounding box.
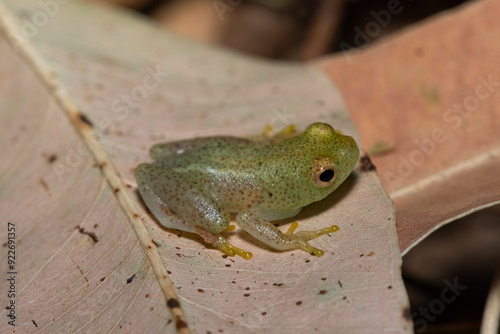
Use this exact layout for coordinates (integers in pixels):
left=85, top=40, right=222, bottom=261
left=135, top=123, right=359, bottom=258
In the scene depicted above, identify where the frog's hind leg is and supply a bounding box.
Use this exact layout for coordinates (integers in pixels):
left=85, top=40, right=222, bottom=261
left=135, top=163, right=252, bottom=259
left=135, top=164, right=199, bottom=234
left=236, top=210, right=339, bottom=257
left=195, top=227, right=253, bottom=260
left=150, top=137, right=253, bottom=160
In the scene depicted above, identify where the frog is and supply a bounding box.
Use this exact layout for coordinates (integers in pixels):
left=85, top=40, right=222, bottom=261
left=135, top=123, right=359, bottom=259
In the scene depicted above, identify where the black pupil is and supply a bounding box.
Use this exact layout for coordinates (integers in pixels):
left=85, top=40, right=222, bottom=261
left=319, top=169, right=334, bottom=182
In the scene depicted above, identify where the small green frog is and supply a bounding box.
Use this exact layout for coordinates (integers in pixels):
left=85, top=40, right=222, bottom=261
left=135, top=123, right=359, bottom=259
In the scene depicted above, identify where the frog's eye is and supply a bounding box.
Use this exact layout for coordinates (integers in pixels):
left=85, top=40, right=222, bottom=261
left=313, top=166, right=336, bottom=187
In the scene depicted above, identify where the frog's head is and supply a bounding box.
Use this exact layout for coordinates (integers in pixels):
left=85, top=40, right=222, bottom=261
left=285, top=122, right=359, bottom=204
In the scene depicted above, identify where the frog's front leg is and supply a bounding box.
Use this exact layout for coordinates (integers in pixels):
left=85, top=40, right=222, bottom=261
left=236, top=210, right=339, bottom=256
left=135, top=163, right=252, bottom=259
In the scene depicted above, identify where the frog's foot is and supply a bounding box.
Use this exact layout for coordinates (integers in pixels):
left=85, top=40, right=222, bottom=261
left=196, top=227, right=252, bottom=259
left=224, top=224, right=236, bottom=232
left=286, top=223, right=339, bottom=257
left=213, top=235, right=253, bottom=260
left=256, top=124, right=297, bottom=143
left=236, top=210, right=340, bottom=257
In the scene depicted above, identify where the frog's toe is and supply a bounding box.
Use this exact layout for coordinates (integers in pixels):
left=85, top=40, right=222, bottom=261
left=292, top=224, right=339, bottom=240
left=224, top=224, right=236, bottom=232
left=213, top=235, right=253, bottom=260
left=290, top=225, right=339, bottom=256
left=297, top=240, right=325, bottom=257
left=311, top=248, right=325, bottom=257
left=285, top=222, right=299, bottom=235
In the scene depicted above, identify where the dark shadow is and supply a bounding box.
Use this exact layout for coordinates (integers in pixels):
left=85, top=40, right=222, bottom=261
left=296, top=172, right=360, bottom=220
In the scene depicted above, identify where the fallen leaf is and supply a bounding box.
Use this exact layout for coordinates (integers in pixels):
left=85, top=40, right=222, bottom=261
left=0, top=0, right=409, bottom=333
left=316, top=0, right=500, bottom=254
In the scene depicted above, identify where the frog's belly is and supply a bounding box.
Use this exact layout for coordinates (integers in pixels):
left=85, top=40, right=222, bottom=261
left=227, top=206, right=302, bottom=222
left=259, top=207, right=302, bottom=221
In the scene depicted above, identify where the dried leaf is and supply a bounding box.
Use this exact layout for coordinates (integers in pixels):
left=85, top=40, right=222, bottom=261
left=316, top=0, right=500, bottom=253
left=0, top=0, right=410, bottom=332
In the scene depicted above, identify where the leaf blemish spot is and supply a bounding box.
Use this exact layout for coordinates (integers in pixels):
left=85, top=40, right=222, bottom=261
left=47, top=154, right=57, bottom=163
left=126, top=274, right=136, bottom=284
left=39, top=178, right=50, bottom=194
left=78, top=113, right=94, bottom=127
left=175, top=316, right=188, bottom=330
left=167, top=298, right=180, bottom=308
left=75, top=226, right=98, bottom=243
left=75, top=264, right=89, bottom=282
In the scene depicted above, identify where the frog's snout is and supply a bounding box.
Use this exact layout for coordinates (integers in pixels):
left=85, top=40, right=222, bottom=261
left=344, top=136, right=360, bottom=161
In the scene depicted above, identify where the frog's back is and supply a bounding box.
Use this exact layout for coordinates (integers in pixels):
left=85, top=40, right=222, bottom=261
left=156, top=140, right=261, bottom=171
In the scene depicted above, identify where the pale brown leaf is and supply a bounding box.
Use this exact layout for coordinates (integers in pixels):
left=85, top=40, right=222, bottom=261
left=316, top=0, right=500, bottom=253
left=0, top=0, right=410, bottom=333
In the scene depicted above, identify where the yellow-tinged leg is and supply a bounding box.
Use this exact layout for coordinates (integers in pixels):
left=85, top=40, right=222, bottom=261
left=285, top=222, right=299, bottom=235
left=291, top=224, right=340, bottom=257
left=236, top=210, right=340, bottom=257
left=224, top=224, right=236, bottom=232
left=213, top=235, right=253, bottom=260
